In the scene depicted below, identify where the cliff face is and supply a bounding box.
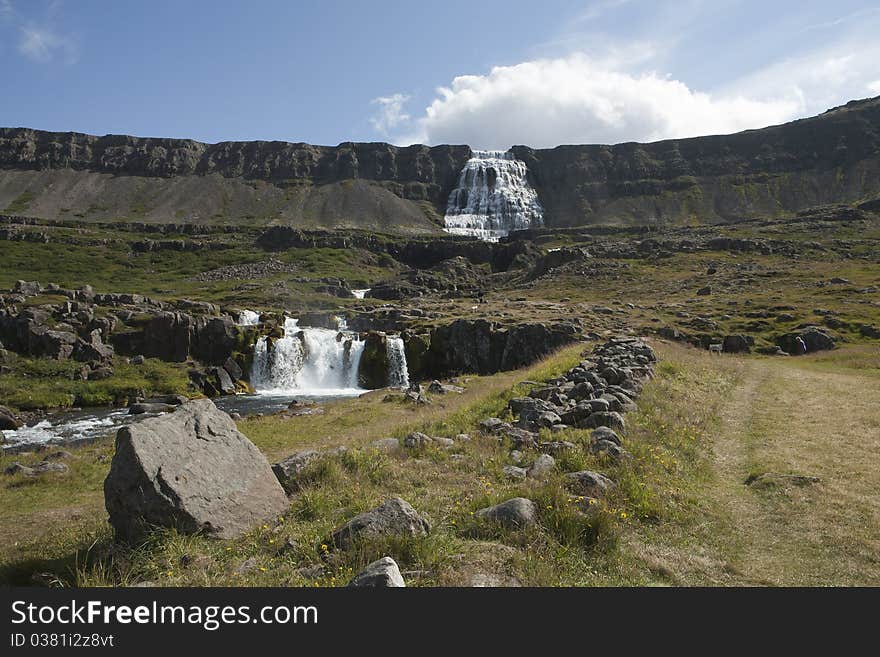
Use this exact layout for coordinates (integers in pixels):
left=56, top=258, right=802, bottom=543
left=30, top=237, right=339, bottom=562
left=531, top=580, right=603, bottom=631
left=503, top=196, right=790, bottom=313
left=0, top=131, right=471, bottom=231
left=513, top=96, right=880, bottom=225
left=1, top=96, right=879, bottom=229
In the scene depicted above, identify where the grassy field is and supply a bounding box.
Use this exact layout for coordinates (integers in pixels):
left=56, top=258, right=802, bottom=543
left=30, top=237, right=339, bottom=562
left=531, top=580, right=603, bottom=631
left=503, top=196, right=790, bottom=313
left=3, top=340, right=877, bottom=587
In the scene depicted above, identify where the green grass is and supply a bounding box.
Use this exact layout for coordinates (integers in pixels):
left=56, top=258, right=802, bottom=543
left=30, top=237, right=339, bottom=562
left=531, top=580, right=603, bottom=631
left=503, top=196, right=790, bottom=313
left=0, top=355, right=192, bottom=411
left=0, top=340, right=744, bottom=587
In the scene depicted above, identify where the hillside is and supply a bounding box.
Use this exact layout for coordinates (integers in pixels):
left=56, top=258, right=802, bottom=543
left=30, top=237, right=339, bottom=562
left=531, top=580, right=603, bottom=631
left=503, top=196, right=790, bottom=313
left=1, top=96, right=879, bottom=229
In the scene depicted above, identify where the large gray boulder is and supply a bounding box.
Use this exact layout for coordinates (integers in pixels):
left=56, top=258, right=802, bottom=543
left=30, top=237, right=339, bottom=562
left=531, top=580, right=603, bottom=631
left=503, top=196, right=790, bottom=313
left=330, top=497, right=430, bottom=550
left=104, top=399, right=288, bottom=542
left=347, top=557, right=406, bottom=587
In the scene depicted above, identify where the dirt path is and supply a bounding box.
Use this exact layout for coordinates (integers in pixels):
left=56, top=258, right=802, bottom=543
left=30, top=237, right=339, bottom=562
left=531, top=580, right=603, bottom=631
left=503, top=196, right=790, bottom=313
left=707, top=356, right=880, bottom=585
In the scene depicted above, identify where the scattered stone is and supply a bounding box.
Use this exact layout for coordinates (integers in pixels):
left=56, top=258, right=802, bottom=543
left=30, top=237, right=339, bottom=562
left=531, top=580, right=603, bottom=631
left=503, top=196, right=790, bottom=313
left=403, top=432, right=432, bottom=449
left=104, top=399, right=289, bottom=542
left=347, top=556, right=405, bottom=587
left=502, top=465, right=527, bottom=480
left=427, top=380, right=464, bottom=395
left=474, top=498, right=538, bottom=530
left=590, top=426, right=622, bottom=446
left=479, top=417, right=506, bottom=433
left=564, top=470, right=616, bottom=497
left=527, top=454, right=556, bottom=478
left=454, top=433, right=471, bottom=442
left=539, top=440, right=577, bottom=455
left=330, top=497, right=430, bottom=550
left=272, top=450, right=321, bottom=493
left=4, top=461, right=68, bottom=476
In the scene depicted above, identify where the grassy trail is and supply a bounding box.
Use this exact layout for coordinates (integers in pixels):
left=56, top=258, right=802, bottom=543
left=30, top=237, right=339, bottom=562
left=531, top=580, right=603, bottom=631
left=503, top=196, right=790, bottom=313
left=703, top=355, right=880, bottom=585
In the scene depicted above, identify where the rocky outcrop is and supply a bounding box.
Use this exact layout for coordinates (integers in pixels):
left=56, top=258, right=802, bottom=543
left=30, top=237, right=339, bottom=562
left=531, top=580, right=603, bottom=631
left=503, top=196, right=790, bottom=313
left=415, top=319, right=580, bottom=378
left=358, top=332, right=389, bottom=389
left=513, top=96, right=880, bottom=226
left=103, top=400, right=288, bottom=542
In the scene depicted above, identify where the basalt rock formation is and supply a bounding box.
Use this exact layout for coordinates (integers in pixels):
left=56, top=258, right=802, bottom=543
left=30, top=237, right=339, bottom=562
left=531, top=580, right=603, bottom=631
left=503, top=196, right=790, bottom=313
left=2, top=96, right=878, bottom=229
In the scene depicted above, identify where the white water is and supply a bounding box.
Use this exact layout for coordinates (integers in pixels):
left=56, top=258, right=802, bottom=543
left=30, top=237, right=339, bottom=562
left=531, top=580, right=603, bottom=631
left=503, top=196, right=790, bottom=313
left=386, top=336, right=410, bottom=389
left=1, top=409, right=146, bottom=451
left=251, top=317, right=365, bottom=396
left=351, top=289, right=371, bottom=299
left=237, top=310, right=261, bottom=326
left=444, top=149, right=543, bottom=241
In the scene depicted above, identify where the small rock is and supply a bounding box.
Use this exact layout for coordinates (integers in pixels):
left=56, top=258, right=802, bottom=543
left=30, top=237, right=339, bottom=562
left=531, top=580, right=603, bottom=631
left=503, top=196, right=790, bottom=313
left=527, top=454, right=556, bottom=478
left=330, top=497, right=430, bottom=550
left=564, top=470, right=616, bottom=497
left=403, top=432, right=432, bottom=449
left=502, top=465, right=527, bottom=480
left=347, top=556, right=405, bottom=587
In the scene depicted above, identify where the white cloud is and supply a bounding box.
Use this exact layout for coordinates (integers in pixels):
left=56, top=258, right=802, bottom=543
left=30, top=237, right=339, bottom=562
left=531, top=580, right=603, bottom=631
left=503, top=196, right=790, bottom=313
left=17, top=23, right=78, bottom=63
left=870, top=80, right=880, bottom=95
left=388, top=54, right=801, bottom=149
left=369, top=93, right=411, bottom=139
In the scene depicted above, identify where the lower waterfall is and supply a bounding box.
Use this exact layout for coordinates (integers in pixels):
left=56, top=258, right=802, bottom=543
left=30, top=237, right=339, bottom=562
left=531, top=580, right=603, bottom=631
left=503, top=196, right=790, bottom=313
left=386, top=336, right=410, bottom=389
left=251, top=317, right=365, bottom=395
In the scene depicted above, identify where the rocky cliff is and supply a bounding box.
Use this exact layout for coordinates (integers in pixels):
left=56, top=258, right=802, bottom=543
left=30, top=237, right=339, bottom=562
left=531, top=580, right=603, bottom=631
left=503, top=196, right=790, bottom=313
left=514, top=96, right=880, bottom=225
left=2, top=96, right=879, bottom=229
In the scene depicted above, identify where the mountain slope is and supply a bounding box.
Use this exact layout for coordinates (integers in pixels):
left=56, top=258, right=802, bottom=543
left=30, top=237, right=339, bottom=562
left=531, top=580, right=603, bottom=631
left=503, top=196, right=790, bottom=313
left=1, top=96, right=879, bottom=229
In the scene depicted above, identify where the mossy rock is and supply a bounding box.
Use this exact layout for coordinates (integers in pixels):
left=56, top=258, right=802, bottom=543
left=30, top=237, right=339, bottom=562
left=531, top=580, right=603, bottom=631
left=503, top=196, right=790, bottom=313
left=358, top=332, right=388, bottom=389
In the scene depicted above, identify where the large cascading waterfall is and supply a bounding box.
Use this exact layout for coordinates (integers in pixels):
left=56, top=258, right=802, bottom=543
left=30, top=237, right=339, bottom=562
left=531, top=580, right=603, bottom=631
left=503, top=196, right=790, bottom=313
left=386, top=336, right=410, bottom=389
left=250, top=317, right=365, bottom=395
left=443, top=149, right=544, bottom=241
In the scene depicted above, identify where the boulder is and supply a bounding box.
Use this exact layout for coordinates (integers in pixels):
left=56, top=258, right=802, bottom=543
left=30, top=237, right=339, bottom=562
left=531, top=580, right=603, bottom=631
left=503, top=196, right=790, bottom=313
left=527, top=454, right=556, bottom=478
left=778, top=327, right=835, bottom=354
left=330, top=497, right=430, bottom=550
left=722, top=334, right=751, bottom=354
left=590, top=426, right=622, bottom=446
left=564, top=471, right=616, bottom=497
left=474, top=498, right=538, bottom=530
left=74, top=329, right=115, bottom=363
left=272, top=450, right=320, bottom=493
left=13, top=280, right=41, bottom=296
left=104, top=399, right=288, bottom=542
left=403, top=431, right=432, bottom=449
left=347, top=557, right=406, bottom=588
left=0, top=405, right=21, bottom=431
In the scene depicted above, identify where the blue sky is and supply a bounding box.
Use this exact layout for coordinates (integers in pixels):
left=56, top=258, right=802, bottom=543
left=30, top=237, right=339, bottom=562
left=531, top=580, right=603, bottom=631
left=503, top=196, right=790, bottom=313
left=1, top=0, right=879, bottom=148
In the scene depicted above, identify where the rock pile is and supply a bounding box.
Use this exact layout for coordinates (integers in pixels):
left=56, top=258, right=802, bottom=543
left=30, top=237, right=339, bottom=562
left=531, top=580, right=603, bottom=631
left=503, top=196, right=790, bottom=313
left=479, top=337, right=656, bottom=456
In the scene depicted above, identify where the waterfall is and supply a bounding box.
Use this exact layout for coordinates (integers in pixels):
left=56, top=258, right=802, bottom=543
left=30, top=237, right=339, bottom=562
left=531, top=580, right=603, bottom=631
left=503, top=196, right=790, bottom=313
left=250, top=317, right=365, bottom=395
left=351, top=289, right=371, bottom=299
left=237, top=309, right=261, bottom=326
left=386, top=336, right=410, bottom=389
left=444, top=149, right=543, bottom=242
